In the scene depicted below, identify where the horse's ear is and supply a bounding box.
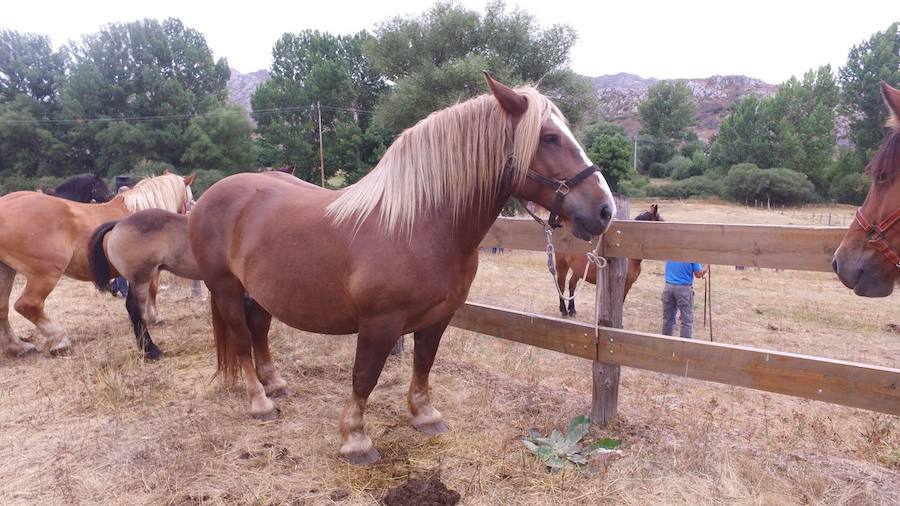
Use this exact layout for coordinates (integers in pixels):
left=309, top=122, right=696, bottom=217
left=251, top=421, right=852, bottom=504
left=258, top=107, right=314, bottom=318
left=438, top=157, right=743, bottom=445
left=183, top=172, right=196, bottom=186
left=484, top=71, right=527, bottom=116
left=881, top=81, right=900, bottom=129
left=650, top=204, right=658, bottom=214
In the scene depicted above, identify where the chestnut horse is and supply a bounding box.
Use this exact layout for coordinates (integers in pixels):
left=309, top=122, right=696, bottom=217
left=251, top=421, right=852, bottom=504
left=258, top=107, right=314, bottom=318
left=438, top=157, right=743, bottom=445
left=555, top=204, right=663, bottom=316
left=88, top=209, right=202, bottom=360
left=0, top=173, right=194, bottom=356
left=834, top=81, right=900, bottom=297
left=188, top=74, right=615, bottom=464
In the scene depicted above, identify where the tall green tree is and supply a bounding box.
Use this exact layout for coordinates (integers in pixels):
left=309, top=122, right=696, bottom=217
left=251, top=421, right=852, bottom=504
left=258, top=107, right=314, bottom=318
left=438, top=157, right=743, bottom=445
left=252, top=30, right=387, bottom=183
left=710, top=65, right=838, bottom=192
left=637, top=80, right=698, bottom=170
left=365, top=1, right=596, bottom=132
left=181, top=106, right=257, bottom=172
left=582, top=120, right=633, bottom=192
left=61, top=18, right=233, bottom=175
left=839, top=22, right=900, bottom=157
left=0, top=30, right=69, bottom=178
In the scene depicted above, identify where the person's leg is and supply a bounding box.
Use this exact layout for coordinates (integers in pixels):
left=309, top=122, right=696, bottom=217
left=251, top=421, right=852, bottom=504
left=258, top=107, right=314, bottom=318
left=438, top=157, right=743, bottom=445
left=675, top=285, right=695, bottom=338
left=661, top=284, right=676, bottom=335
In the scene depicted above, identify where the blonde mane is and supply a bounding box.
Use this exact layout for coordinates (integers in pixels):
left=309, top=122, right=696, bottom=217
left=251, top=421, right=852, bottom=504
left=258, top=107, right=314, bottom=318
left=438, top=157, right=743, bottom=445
left=326, top=87, right=561, bottom=236
left=117, top=173, right=192, bottom=213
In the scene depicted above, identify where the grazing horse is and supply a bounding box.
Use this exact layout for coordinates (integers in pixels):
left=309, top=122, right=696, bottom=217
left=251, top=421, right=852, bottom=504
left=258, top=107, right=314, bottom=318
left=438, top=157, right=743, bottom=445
left=833, top=81, right=900, bottom=297
left=555, top=204, right=663, bottom=316
left=52, top=174, right=113, bottom=203
left=0, top=173, right=194, bottom=356
left=188, top=74, right=615, bottom=464
left=88, top=209, right=202, bottom=360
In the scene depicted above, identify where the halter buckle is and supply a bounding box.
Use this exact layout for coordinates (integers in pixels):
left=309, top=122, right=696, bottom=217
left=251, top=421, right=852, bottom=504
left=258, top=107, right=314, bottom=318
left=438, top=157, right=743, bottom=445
left=556, top=182, right=570, bottom=196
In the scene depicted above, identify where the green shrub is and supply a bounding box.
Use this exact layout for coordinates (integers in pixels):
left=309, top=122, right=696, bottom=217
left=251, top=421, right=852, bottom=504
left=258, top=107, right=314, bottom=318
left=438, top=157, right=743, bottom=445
left=617, top=180, right=647, bottom=198
left=131, top=159, right=174, bottom=179
left=190, top=169, right=227, bottom=197
left=648, top=162, right=672, bottom=178
left=646, top=175, right=723, bottom=199
left=830, top=172, right=870, bottom=205
left=724, top=164, right=817, bottom=205
left=0, top=174, right=64, bottom=194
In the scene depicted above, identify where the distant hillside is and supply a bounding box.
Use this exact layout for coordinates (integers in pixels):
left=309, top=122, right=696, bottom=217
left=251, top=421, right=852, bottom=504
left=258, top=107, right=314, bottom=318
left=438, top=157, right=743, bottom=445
left=227, top=68, right=270, bottom=124
left=228, top=69, right=848, bottom=146
left=593, top=73, right=778, bottom=141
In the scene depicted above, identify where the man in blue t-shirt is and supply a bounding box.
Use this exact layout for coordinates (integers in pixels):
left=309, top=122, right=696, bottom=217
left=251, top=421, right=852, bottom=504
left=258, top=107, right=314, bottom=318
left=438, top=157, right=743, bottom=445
left=662, top=261, right=709, bottom=338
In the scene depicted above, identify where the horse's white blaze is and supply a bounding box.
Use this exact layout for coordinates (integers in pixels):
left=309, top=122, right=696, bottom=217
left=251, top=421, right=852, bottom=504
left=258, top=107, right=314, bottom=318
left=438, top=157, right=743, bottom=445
left=551, top=114, right=616, bottom=215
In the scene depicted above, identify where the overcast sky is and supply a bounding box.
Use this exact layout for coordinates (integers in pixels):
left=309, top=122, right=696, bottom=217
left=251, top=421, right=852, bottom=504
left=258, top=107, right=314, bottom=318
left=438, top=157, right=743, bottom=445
left=5, top=0, right=897, bottom=84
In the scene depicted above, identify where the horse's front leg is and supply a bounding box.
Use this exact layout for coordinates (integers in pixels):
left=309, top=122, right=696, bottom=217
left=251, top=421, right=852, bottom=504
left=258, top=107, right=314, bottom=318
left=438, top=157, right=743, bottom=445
left=408, top=316, right=451, bottom=435
left=339, top=320, right=403, bottom=465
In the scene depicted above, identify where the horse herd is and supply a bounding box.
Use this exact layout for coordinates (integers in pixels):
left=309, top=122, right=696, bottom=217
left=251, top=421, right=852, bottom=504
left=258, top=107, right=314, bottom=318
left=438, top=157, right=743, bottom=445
left=0, top=75, right=897, bottom=465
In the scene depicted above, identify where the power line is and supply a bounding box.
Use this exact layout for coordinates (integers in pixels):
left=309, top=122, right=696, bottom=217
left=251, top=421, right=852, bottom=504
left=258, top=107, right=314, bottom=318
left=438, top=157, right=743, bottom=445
left=0, top=103, right=376, bottom=126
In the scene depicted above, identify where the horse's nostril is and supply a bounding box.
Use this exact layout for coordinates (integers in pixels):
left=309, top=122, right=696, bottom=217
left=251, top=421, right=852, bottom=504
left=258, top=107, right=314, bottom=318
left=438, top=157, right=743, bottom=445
left=832, top=258, right=839, bottom=274
left=599, top=204, right=612, bottom=222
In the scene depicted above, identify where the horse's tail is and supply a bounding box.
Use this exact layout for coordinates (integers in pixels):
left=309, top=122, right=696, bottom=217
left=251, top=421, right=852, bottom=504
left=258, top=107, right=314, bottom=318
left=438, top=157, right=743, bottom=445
left=210, top=295, right=240, bottom=383
left=89, top=221, right=119, bottom=292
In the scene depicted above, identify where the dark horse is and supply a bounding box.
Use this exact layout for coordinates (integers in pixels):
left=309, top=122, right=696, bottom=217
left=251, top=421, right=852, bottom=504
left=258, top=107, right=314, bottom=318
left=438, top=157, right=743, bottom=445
left=50, top=174, right=113, bottom=203
left=555, top=204, right=663, bottom=316
left=834, top=81, right=900, bottom=296
left=188, top=74, right=616, bottom=464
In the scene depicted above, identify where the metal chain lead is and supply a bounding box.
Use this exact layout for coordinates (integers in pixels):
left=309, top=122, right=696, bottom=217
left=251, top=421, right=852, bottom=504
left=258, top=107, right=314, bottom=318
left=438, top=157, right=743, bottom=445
left=544, top=225, right=607, bottom=302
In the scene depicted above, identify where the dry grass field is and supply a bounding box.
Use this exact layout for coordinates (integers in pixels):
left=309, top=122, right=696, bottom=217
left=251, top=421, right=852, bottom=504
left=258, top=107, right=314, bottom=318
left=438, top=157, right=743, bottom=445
left=1, top=199, right=898, bottom=505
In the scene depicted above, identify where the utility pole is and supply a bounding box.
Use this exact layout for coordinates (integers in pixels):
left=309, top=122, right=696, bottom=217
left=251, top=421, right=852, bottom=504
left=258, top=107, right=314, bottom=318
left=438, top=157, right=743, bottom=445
left=633, top=137, right=638, bottom=173
left=317, top=101, right=325, bottom=187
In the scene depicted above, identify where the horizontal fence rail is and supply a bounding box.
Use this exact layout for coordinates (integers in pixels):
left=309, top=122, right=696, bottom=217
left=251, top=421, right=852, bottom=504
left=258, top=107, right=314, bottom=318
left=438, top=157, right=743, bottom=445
left=480, top=217, right=847, bottom=272
left=451, top=302, right=900, bottom=416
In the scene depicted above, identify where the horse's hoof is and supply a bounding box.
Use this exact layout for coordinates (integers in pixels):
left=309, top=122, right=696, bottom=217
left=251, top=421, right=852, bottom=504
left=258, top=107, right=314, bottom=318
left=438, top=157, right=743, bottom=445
left=344, top=447, right=381, bottom=466
left=145, top=347, right=164, bottom=361
left=7, top=343, right=38, bottom=357
left=568, top=309, right=577, bottom=316
left=266, top=385, right=289, bottom=398
left=49, top=345, right=71, bottom=357
left=251, top=406, right=280, bottom=421
left=415, top=420, right=449, bottom=436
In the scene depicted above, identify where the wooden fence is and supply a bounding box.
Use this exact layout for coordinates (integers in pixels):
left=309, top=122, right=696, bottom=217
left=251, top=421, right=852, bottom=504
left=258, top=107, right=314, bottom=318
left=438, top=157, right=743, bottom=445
left=450, top=209, right=900, bottom=419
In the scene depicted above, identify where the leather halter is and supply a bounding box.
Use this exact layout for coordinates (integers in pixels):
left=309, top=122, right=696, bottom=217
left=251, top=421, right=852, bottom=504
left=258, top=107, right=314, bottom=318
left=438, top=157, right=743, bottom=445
left=525, top=165, right=599, bottom=228
left=854, top=206, right=900, bottom=269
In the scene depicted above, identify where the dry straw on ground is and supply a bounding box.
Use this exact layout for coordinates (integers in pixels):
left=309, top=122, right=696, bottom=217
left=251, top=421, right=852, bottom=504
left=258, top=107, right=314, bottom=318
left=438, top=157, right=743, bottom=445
left=0, top=200, right=898, bottom=505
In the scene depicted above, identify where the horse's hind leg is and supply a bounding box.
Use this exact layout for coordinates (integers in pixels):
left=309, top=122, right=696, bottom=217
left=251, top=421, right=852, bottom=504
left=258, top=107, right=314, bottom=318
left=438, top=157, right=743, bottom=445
left=125, top=281, right=163, bottom=360
left=13, top=271, right=69, bottom=355
left=340, top=320, right=403, bottom=465
left=244, top=295, right=287, bottom=397
left=556, top=259, right=569, bottom=316
left=211, top=286, right=275, bottom=420
left=146, top=272, right=161, bottom=324
left=0, top=263, right=36, bottom=356
left=567, top=274, right=579, bottom=316
left=408, top=316, right=451, bottom=436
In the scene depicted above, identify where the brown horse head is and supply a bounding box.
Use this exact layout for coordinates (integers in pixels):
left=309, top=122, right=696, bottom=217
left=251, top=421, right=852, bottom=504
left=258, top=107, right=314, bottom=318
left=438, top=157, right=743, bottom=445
left=484, top=73, right=615, bottom=239
left=634, top=203, right=663, bottom=222
left=833, top=81, right=900, bottom=296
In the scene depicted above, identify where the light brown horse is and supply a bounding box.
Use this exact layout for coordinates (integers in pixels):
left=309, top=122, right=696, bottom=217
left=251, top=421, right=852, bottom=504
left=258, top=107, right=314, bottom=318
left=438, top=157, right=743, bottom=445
left=834, top=81, right=900, bottom=297
left=555, top=204, right=663, bottom=316
left=88, top=209, right=202, bottom=360
left=188, top=74, right=616, bottom=465
left=0, top=173, right=194, bottom=356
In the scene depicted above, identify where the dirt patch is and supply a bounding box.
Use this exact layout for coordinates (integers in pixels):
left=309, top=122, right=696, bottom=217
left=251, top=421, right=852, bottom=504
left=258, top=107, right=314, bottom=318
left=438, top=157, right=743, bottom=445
left=383, top=477, right=460, bottom=506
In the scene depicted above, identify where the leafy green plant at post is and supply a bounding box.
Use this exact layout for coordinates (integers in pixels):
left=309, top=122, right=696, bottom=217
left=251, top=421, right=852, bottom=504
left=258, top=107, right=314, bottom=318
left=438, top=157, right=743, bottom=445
left=522, top=415, right=622, bottom=473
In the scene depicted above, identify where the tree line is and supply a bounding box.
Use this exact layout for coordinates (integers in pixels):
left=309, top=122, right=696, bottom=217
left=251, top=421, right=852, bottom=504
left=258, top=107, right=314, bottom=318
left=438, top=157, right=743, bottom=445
left=1, top=4, right=897, bottom=207
left=607, top=22, right=899, bottom=205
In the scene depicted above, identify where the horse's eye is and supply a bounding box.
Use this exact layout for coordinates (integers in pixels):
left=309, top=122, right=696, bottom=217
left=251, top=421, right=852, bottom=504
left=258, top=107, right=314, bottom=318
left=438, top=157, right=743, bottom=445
left=541, top=134, right=559, bottom=145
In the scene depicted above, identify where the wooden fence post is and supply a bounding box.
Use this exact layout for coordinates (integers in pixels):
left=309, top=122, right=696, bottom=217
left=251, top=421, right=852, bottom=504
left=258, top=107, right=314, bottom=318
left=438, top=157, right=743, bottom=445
left=592, top=196, right=630, bottom=425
